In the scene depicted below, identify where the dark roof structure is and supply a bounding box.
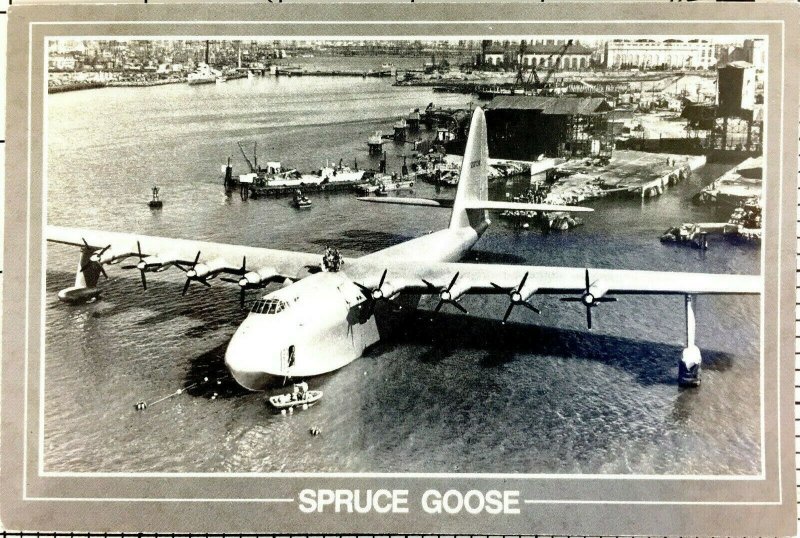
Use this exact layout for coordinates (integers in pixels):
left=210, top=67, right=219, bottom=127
left=484, top=96, right=613, bottom=116
left=484, top=45, right=506, bottom=54
left=521, top=44, right=593, bottom=55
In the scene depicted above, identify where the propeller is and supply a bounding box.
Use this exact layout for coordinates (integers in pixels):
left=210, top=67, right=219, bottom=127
left=559, top=268, right=617, bottom=329
left=181, top=251, right=211, bottom=295
left=220, top=257, right=249, bottom=307
left=354, top=269, right=388, bottom=319
left=120, top=241, right=147, bottom=290
left=79, top=238, right=110, bottom=279
left=433, top=272, right=467, bottom=314
left=491, top=271, right=539, bottom=323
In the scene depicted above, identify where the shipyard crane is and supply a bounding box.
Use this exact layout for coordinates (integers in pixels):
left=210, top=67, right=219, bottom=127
left=539, top=39, right=574, bottom=93
left=514, top=39, right=573, bottom=95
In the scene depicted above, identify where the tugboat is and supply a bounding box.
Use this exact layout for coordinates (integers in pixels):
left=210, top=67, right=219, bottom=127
left=269, top=382, right=323, bottom=411
left=292, top=190, right=312, bottom=209
left=148, top=186, right=163, bottom=209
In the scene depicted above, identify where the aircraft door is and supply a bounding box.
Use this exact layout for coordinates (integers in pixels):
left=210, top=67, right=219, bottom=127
left=280, top=345, right=296, bottom=374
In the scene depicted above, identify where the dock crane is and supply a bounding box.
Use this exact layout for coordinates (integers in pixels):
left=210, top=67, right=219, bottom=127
left=514, top=39, right=574, bottom=95
left=237, top=141, right=258, bottom=173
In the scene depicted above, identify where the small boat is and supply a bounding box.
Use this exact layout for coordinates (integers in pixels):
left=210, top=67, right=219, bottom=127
left=148, top=186, right=163, bottom=209
left=292, top=190, right=312, bottom=208
left=269, top=382, right=322, bottom=410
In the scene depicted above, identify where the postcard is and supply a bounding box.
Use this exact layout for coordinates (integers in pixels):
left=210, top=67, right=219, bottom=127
left=2, top=2, right=798, bottom=535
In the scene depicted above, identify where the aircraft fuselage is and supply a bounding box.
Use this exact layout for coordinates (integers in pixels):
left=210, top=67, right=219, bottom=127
left=223, top=226, right=484, bottom=390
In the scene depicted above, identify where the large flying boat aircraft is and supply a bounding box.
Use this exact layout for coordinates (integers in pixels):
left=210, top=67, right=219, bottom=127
left=48, top=108, right=760, bottom=390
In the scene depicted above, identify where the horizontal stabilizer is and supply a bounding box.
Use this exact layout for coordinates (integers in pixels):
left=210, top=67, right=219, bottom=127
left=464, top=201, right=593, bottom=213
left=356, top=197, right=454, bottom=208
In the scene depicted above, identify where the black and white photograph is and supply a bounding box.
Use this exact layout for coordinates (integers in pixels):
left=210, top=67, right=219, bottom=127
left=45, top=35, right=763, bottom=475
left=2, top=3, right=798, bottom=534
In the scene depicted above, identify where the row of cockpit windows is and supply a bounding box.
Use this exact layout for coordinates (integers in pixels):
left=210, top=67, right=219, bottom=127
left=250, top=298, right=288, bottom=314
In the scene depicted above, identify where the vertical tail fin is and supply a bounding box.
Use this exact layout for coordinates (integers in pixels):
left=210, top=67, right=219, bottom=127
left=449, top=107, right=489, bottom=230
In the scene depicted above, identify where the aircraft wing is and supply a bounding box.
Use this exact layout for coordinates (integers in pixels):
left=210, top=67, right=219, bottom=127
left=346, top=259, right=761, bottom=297
left=47, top=225, right=324, bottom=279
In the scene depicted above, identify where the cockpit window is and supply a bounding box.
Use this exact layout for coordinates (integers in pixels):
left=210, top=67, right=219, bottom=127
left=250, top=298, right=288, bottom=314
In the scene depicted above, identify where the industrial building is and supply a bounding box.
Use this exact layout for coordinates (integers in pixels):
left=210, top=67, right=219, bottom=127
left=483, top=95, right=614, bottom=160
left=604, top=38, right=716, bottom=70
left=479, top=39, right=593, bottom=70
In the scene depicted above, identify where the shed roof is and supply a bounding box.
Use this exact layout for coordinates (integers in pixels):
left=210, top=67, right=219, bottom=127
left=484, top=96, right=613, bottom=115
left=522, top=43, right=593, bottom=55
left=484, top=45, right=507, bottom=55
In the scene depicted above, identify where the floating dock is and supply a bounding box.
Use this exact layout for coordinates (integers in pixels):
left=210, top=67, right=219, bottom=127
left=544, top=150, right=706, bottom=205
left=694, top=156, right=762, bottom=206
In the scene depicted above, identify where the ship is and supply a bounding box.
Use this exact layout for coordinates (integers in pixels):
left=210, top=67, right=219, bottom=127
left=187, top=63, right=221, bottom=85
left=249, top=162, right=372, bottom=198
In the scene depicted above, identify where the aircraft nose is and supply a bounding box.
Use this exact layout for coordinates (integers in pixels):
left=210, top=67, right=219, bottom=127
left=224, top=326, right=272, bottom=391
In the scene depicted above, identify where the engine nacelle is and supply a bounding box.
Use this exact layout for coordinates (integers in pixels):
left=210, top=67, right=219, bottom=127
left=188, top=258, right=228, bottom=280
left=240, top=267, right=279, bottom=288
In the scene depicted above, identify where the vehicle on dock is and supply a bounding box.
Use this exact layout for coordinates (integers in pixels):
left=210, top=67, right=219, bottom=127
left=269, top=382, right=322, bottom=411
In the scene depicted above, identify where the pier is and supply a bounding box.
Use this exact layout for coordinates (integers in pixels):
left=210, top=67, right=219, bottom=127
left=539, top=150, right=705, bottom=205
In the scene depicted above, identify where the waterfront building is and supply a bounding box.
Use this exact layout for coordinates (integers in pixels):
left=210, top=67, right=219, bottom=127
left=484, top=95, right=614, bottom=160
left=49, top=55, right=77, bottom=71
left=519, top=43, right=593, bottom=70
left=482, top=44, right=507, bottom=66
left=604, top=38, right=716, bottom=70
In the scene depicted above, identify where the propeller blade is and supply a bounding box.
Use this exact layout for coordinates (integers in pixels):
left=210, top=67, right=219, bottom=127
left=421, top=278, right=437, bottom=290
left=597, top=297, right=618, bottom=303
left=82, top=237, right=91, bottom=249
left=378, top=269, right=387, bottom=289
left=221, top=277, right=240, bottom=284
left=446, top=272, right=460, bottom=291
left=450, top=300, right=467, bottom=314
left=174, top=263, right=188, bottom=272
left=584, top=268, right=590, bottom=291
left=98, top=244, right=111, bottom=256
left=137, top=241, right=143, bottom=260
left=354, top=282, right=371, bottom=296
left=502, top=302, right=515, bottom=323
left=434, top=301, right=444, bottom=313
left=490, top=282, right=504, bottom=291
left=120, top=264, right=138, bottom=270
left=586, top=306, right=592, bottom=330
left=199, top=279, right=211, bottom=288
left=182, top=278, right=192, bottom=296
left=192, top=251, right=201, bottom=268
left=518, top=271, right=529, bottom=291
left=520, top=301, right=540, bottom=314
left=140, top=269, right=147, bottom=291
left=239, top=287, right=246, bottom=308
left=99, top=266, right=108, bottom=279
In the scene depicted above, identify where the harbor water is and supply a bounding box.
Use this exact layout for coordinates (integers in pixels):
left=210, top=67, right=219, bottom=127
left=45, top=74, right=761, bottom=475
